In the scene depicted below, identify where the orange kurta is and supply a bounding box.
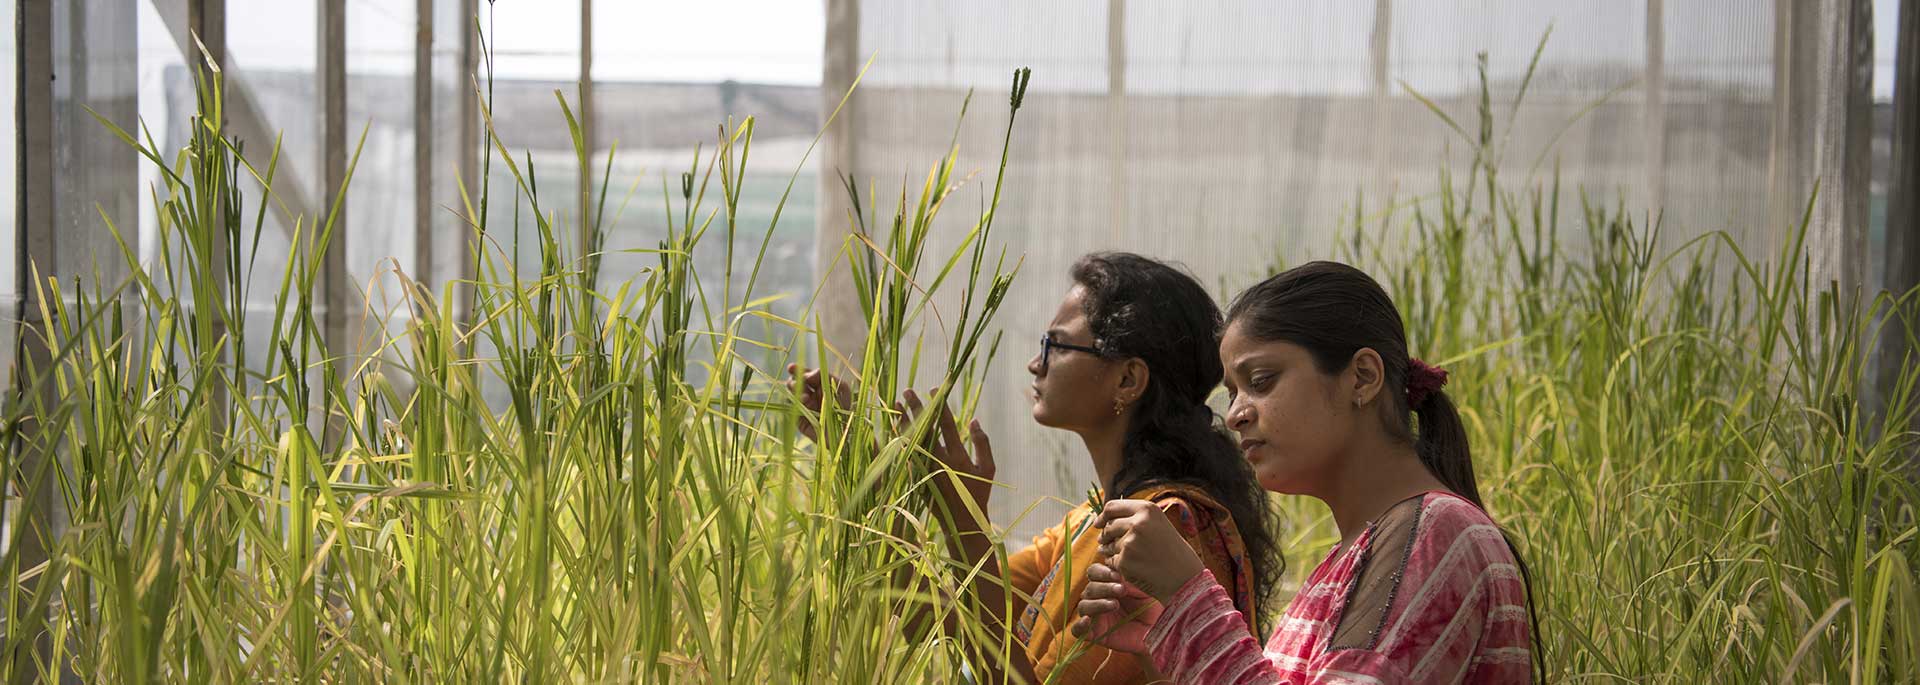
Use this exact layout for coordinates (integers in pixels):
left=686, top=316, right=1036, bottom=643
left=1006, top=483, right=1258, bottom=683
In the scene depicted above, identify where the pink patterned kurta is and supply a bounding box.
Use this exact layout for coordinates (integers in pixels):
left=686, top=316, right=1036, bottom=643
left=1145, top=491, right=1533, bottom=683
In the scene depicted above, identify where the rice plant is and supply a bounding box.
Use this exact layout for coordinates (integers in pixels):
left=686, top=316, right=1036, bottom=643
left=0, top=28, right=1914, bottom=684
left=0, top=41, right=1030, bottom=682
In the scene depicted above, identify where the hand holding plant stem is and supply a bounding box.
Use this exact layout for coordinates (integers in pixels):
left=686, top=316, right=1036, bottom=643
left=786, top=364, right=852, bottom=443
left=1069, top=562, right=1163, bottom=655
left=900, top=387, right=996, bottom=534
left=1088, top=499, right=1206, bottom=604
left=787, top=367, right=997, bottom=528
left=894, top=387, right=1044, bottom=684
left=1055, top=493, right=1171, bottom=662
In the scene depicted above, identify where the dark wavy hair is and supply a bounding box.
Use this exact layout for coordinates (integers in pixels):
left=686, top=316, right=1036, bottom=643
left=1070, top=252, right=1282, bottom=631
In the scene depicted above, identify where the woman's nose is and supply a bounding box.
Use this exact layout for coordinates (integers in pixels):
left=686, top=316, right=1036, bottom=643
left=1027, top=352, right=1043, bottom=377
left=1227, top=397, right=1254, bottom=431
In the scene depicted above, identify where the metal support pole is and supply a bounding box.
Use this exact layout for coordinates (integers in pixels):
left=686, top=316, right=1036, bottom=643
left=9, top=0, right=57, bottom=679
left=414, top=0, right=434, bottom=289
left=1878, top=0, right=1920, bottom=446
left=580, top=0, right=596, bottom=266
left=457, top=0, right=478, bottom=324
left=816, top=0, right=862, bottom=369
left=1644, top=0, right=1667, bottom=216
left=319, top=0, right=350, bottom=364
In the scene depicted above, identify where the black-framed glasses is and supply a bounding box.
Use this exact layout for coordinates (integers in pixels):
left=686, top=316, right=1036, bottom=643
left=1039, top=333, right=1101, bottom=375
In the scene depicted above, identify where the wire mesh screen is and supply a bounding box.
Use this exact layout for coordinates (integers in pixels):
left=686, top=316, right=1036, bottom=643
left=819, top=0, right=1876, bottom=545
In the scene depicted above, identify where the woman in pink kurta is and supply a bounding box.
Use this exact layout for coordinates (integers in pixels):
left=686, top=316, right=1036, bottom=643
left=1072, top=261, right=1542, bottom=683
left=1140, top=490, right=1532, bottom=682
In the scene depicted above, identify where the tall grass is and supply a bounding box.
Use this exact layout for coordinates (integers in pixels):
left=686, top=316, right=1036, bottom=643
left=2, top=33, right=1915, bottom=684
left=0, top=45, right=1030, bottom=682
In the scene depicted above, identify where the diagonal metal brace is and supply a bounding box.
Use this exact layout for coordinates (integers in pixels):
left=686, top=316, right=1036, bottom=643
left=152, top=0, right=320, bottom=241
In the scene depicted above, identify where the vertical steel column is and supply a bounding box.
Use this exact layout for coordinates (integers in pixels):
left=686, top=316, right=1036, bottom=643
left=457, top=0, right=478, bottom=324
left=580, top=0, right=596, bottom=265
left=415, top=0, right=434, bottom=289
left=1368, top=0, right=1391, bottom=187
left=1767, top=0, right=1873, bottom=291
left=10, top=0, right=57, bottom=679
left=1878, top=0, right=1920, bottom=440
left=188, top=0, right=224, bottom=69
left=816, top=0, right=862, bottom=369
left=319, top=0, right=349, bottom=362
left=186, top=0, right=231, bottom=461
left=1644, top=0, right=1667, bottom=216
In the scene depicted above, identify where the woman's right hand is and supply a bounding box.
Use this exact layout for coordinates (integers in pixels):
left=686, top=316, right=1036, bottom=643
left=901, top=389, right=996, bottom=532
left=1091, top=499, right=1207, bottom=604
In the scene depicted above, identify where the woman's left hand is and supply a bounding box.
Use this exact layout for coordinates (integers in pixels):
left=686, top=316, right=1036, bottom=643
left=1070, top=562, right=1162, bottom=653
left=1091, top=499, right=1206, bottom=604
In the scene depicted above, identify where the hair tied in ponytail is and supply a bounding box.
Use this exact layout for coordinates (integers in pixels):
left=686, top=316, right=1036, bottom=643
left=1406, top=358, right=1449, bottom=409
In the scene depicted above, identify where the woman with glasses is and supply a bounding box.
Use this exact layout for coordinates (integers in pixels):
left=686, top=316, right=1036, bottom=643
left=794, top=252, right=1280, bottom=683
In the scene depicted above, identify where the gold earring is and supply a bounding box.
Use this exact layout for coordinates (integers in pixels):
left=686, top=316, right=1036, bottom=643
left=1114, top=397, right=1126, bottom=416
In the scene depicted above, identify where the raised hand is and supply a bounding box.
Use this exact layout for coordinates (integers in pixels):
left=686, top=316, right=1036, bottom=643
left=901, top=388, right=996, bottom=532
left=786, top=364, right=852, bottom=442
